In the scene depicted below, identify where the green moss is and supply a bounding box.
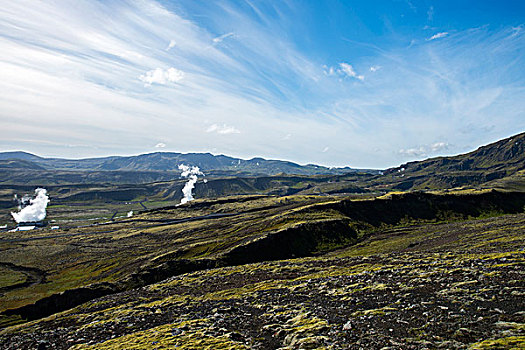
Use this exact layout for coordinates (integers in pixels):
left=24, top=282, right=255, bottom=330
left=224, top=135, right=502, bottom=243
left=293, top=263, right=382, bottom=281
left=354, top=283, right=389, bottom=292
left=494, top=322, right=525, bottom=331
left=0, top=267, right=27, bottom=288
left=204, top=279, right=289, bottom=301
left=469, top=336, right=525, bottom=349
left=0, top=314, right=25, bottom=329
left=280, top=312, right=330, bottom=348
left=70, top=320, right=248, bottom=350
left=0, top=258, right=122, bottom=312
left=2, top=191, right=524, bottom=339
left=352, top=307, right=397, bottom=317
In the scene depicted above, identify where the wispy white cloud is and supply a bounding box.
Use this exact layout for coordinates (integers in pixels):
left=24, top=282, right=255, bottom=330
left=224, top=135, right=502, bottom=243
left=510, top=25, right=523, bottom=37
left=430, top=142, right=448, bottom=152
left=370, top=65, right=381, bottom=72
left=0, top=1, right=523, bottom=169
left=139, top=67, right=184, bottom=86
left=212, top=32, right=235, bottom=44
left=322, top=146, right=329, bottom=153
left=155, top=142, right=166, bottom=148
left=427, top=32, right=449, bottom=41
left=322, top=65, right=336, bottom=76
left=338, top=63, right=364, bottom=81
left=399, top=142, right=449, bottom=157
left=166, top=40, right=176, bottom=51
left=399, top=147, right=426, bottom=157
left=405, top=0, right=416, bottom=12
left=206, top=124, right=241, bottom=134
left=324, top=63, right=364, bottom=80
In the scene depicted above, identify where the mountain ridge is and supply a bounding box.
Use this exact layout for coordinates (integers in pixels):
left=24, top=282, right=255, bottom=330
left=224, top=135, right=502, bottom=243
left=377, top=131, right=525, bottom=191
left=0, top=151, right=371, bottom=176
left=1, top=132, right=523, bottom=190
left=387, top=132, right=525, bottom=174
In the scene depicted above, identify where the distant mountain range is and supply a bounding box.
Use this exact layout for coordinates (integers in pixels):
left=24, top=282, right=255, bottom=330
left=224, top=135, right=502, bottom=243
left=0, top=132, right=523, bottom=192
left=0, top=151, right=374, bottom=176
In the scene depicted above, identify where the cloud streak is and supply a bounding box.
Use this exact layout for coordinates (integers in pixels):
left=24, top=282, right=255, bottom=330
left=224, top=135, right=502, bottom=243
left=399, top=142, right=449, bottom=157
left=166, top=40, right=176, bottom=50
left=139, top=67, right=184, bottom=86
left=212, top=32, right=235, bottom=44
left=339, top=63, right=364, bottom=81
left=427, top=32, right=449, bottom=41
left=206, top=124, right=241, bottom=134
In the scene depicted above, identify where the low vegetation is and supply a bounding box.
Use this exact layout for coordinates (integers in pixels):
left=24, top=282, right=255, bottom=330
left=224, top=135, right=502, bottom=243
left=0, top=133, right=523, bottom=349
left=0, top=210, right=523, bottom=349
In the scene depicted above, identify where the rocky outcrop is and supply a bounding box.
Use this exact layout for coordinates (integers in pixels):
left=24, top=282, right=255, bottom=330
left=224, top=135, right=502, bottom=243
left=221, top=219, right=356, bottom=265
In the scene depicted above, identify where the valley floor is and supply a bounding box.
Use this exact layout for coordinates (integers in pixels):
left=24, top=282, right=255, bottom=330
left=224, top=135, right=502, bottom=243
left=0, top=213, right=523, bottom=349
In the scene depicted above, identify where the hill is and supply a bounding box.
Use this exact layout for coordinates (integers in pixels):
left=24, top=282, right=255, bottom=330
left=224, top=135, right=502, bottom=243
left=0, top=152, right=43, bottom=162
left=0, top=160, right=45, bottom=170
left=375, top=132, right=525, bottom=191
left=1, top=133, right=524, bottom=192
left=0, top=192, right=523, bottom=349
left=0, top=133, right=524, bottom=349
left=1, top=132, right=524, bottom=222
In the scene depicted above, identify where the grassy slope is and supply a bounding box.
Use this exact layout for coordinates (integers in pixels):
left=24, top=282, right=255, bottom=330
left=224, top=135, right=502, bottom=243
left=375, top=132, right=525, bottom=191
left=0, top=173, right=373, bottom=219
left=1, top=133, right=523, bottom=222
left=0, top=196, right=337, bottom=314
left=0, top=191, right=523, bottom=329
left=0, top=211, right=523, bottom=349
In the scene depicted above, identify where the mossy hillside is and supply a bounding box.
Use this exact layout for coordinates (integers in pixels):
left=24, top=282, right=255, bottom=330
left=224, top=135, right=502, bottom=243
left=2, top=132, right=523, bottom=196
left=0, top=171, right=370, bottom=218
left=1, top=133, right=524, bottom=227
left=0, top=267, right=26, bottom=289
left=1, top=213, right=523, bottom=349
left=486, top=170, right=525, bottom=192
left=374, top=132, right=525, bottom=191
left=0, top=175, right=345, bottom=227
left=1, top=191, right=524, bottom=327
left=70, top=320, right=248, bottom=350
left=333, top=212, right=525, bottom=258
left=0, top=195, right=346, bottom=319
left=0, top=258, right=120, bottom=309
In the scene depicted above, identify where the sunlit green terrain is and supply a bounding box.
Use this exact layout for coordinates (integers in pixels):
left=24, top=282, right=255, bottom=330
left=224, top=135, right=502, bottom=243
left=0, top=133, right=523, bottom=349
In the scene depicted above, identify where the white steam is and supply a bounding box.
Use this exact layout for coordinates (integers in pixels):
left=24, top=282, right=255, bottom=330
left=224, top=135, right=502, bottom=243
left=11, top=188, right=50, bottom=223
left=178, top=164, right=204, bottom=205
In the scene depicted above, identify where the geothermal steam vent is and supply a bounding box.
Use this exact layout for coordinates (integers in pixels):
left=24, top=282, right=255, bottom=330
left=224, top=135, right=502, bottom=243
left=178, top=164, right=204, bottom=205
left=11, top=188, right=50, bottom=225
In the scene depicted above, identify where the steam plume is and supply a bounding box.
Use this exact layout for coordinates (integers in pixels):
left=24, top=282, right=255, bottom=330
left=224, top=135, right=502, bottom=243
left=11, top=188, right=49, bottom=223
left=178, top=164, right=204, bottom=205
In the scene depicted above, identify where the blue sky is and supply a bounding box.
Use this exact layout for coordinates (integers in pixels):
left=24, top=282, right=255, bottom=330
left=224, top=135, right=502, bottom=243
left=0, top=0, right=523, bottom=168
